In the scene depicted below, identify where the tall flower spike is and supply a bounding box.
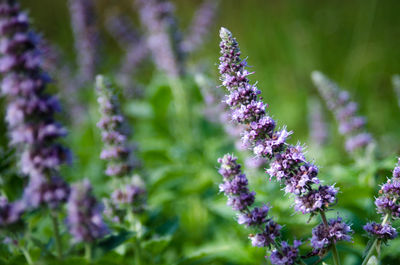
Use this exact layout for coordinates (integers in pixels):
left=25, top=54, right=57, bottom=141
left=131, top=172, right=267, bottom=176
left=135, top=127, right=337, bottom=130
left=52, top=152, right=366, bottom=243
left=218, top=27, right=351, bottom=258
left=96, top=76, right=146, bottom=220
left=68, top=0, right=99, bottom=84
left=136, top=0, right=184, bottom=78
left=308, top=97, right=328, bottom=147
left=218, top=154, right=303, bottom=265
left=96, top=75, right=136, bottom=178
left=66, top=179, right=108, bottom=243
left=182, top=0, right=220, bottom=53
left=0, top=1, right=70, bottom=209
left=311, top=71, right=373, bottom=153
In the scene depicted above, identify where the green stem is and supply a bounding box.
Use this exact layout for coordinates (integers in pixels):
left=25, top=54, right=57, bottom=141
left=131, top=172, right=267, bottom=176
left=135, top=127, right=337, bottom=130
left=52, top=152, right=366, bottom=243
left=50, top=211, right=63, bottom=259
left=134, top=238, right=141, bottom=265
left=21, top=246, right=34, bottom=265
left=85, top=243, right=92, bottom=262
left=320, top=211, right=341, bottom=265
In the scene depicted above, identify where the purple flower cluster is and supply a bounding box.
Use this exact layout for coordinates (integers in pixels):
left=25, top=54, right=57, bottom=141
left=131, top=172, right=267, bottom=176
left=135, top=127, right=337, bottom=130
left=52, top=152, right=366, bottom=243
left=363, top=159, right=400, bottom=242
left=363, top=222, right=397, bottom=241
left=68, top=0, right=99, bottom=84
left=218, top=155, right=282, bottom=248
left=269, top=240, right=301, bottom=265
left=218, top=155, right=302, bottom=264
left=182, top=0, right=219, bottom=53
left=96, top=76, right=136, bottom=178
left=311, top=71, right=373, bottom=153
left=111, top=184, right=146, bottom=214
left=0, top=196, right=25, bottom=228
left=311, top=217, right=352, bottom=253
left=0, top=1, right=70, bottom=209
left=66, top=179, right=108, bottom=243
left=218, top=27, right=352, bottom=259
left=136, top=0, right=184, bottom=78
left=219, top=27, right=337, bottom=216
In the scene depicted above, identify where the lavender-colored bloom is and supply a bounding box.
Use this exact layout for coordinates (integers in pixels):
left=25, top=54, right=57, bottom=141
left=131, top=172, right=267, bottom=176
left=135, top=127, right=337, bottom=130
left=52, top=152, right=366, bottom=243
left=66, top=179, right=108, bottom=243
left=96, top=75, right=137, bottom=178
left=68, top=0, right=99, bottom=84
left=294, top=185, right=338, bottom=214
left=237, top=204, right=269, bottom=227
left=0, top=1, right=70, bottom=209
left=136, top=0, right=184, bottom=78
left=182, top=0, right=219, bottom=53
left=250, top=219, right=282, bottom=248
left=373, top=160, right=400, bottom=220
left=363, top=222, right=397, bottom=241
left=269, top=240, right=301, bottom=265
left=310, top=217, right=352, bottom=251
left=311, top=71, right=373, bottom=153
left=111, top=184, right=146, bottom=213
left=218, top=28, right=349, bottom=261
left=0, top=196, right=25, bottom=228
left=218, top=154, right=281, bottom=249
left=308, top=97, right=328, bottom=146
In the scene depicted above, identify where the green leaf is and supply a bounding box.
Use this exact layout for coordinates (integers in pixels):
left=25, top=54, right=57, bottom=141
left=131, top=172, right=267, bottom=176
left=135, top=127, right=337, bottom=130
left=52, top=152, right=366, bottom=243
left=94, top=230, right=135, bottom=258
left=141, top=235, right=172, bottom=255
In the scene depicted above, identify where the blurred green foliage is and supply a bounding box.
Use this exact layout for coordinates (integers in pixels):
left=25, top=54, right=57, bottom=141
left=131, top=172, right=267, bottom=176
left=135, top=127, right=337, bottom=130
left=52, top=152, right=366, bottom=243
left=1, top=0, right=400, bottom=264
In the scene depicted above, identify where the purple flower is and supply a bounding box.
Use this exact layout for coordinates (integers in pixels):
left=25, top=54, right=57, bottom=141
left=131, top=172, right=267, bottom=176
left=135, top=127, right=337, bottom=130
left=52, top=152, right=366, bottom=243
left=310, top=217, right=352, bottom=251
left=311, top=71, right=373, bottom=153
left=294, top=185, right=338, bottom=214
left=111, top=184, right=146, bottom=213
left=182, top=0, right=219, bottom=53
left=363, top=222, right=397, bottom=241
left=96, top=76, right=137, bottom=178
left=237, top=204, right=269, bottom=227
left=0, top=196, right=25, bottom=228
left=136, top=0, right=184, bottom=78
left=269, top=240, right=301, bottom=265
left=66, top=179, right=108, bottom=243
left=0, top=1, right=70, bottom=209
left=218, top=154, right=281, bottom=248
left=23, top=176, right=70, bottom=209
left=249, top=219, right=282, bottom=248
left=68, top=0, right=99, bottom=84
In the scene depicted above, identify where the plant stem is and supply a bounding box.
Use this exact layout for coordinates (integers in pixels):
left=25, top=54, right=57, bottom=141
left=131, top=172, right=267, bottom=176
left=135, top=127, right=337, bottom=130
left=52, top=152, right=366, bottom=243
left=320, top=211, right=341, bottom=265
left=21, top=246, right=33, bottom=265
left=134, top=238, right=141, bottom=265
left=50, top=211, right=63, bottom=259
left=85, top=243, right=92, bottom=262
left=361, top=212, right=391, bottom=265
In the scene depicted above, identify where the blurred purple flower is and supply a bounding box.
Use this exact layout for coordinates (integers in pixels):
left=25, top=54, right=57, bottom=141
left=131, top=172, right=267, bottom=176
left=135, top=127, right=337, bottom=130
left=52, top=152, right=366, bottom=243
left=136, top=0, right=184, bottom=78
left=68, top=0, right=99, bottom=84
left=66, top=179, right=108, bottom=243
left=311, top=71, right=373, bottom=153
left=0, top=1, right=70, bottom=209
left=182, top=0, right=219, bottom=53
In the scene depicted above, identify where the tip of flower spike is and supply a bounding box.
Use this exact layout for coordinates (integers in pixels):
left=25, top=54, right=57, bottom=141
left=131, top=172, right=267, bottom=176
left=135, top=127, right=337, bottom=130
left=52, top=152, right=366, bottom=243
left=95, top=75, right=105, bottom=90
left=311, top=71, right=325, bottom=84
left=219, top=27, right=232, bottom=40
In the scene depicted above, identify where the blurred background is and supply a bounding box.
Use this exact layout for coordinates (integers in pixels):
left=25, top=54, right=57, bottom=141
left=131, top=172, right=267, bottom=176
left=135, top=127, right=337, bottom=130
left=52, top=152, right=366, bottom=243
left=2, top=0, right=400, bottom=264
